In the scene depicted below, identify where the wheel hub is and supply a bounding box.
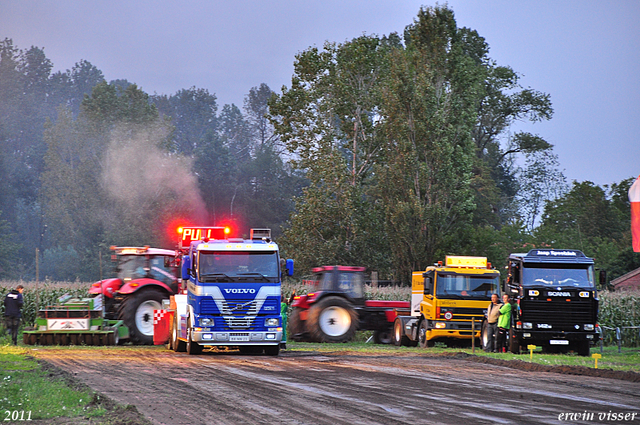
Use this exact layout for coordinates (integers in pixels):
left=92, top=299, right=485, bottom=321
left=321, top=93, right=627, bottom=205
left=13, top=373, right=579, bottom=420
left=136, top=300, right=162, bottom=337
left=319, top=306, right=351, bottom=337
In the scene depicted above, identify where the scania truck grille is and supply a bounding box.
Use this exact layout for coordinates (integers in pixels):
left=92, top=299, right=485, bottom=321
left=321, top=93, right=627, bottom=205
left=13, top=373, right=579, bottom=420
left=521, top=299, right=595, bottom=330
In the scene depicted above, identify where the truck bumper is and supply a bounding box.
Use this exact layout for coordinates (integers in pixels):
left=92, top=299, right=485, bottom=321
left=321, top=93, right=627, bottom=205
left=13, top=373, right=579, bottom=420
left=428, top=320, right=481, bottom=340
left=514, top=330, right=599, bottom=344
left=191, top=329, right=283, bottom=345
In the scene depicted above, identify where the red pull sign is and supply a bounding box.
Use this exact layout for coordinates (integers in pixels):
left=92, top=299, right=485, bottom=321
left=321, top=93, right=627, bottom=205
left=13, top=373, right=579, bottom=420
left=178, top=227, right=230, bottom=245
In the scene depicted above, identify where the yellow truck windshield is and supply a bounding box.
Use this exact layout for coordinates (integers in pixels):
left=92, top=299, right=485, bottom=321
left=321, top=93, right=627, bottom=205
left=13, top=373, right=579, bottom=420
left=435, top=273, right=499, bottom=300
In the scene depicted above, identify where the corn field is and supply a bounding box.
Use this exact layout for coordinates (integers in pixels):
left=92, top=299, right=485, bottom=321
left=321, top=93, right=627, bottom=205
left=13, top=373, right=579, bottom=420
left=3, top=279, right=639, bottom=346
left=0, top=280, right=89, bottom=327
left=598, top=290, right=640, bottom=347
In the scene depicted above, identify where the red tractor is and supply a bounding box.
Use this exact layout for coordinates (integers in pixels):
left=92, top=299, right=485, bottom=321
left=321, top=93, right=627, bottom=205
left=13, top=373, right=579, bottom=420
left=89, top=246, right=180, bottom=344
left=288, top=266, right=409, bottom=344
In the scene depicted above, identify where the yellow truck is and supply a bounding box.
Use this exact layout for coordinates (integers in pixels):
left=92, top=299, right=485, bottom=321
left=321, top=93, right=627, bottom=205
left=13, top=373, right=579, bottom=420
left=393, top=256, right=500, bottom=347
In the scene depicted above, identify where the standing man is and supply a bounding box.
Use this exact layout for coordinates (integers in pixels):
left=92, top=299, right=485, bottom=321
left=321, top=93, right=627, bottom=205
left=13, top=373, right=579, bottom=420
left=280, top=289, right=295, bottom=347
left=496, top=293, right=512, bottom=353
left=484, top=293, right=503, bottom=352
left=4, top=284, right=24, bottom=345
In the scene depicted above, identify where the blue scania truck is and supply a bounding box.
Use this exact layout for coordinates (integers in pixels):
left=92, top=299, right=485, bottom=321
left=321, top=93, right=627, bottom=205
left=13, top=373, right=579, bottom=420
left=169, top=227, right=293, bottom=355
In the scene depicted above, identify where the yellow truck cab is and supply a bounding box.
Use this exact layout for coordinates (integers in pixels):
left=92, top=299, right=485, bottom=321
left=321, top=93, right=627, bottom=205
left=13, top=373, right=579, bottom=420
left=393, top=256, right=500, bottom=348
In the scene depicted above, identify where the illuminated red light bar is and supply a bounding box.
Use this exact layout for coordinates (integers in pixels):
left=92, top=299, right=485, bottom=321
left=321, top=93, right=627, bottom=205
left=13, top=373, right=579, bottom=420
left=178, top=226, right=230, bottom=246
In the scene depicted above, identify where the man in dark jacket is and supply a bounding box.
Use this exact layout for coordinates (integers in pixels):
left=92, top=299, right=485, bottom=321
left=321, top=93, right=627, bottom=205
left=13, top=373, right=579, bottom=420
left=4, top=285, right=24, bottom=345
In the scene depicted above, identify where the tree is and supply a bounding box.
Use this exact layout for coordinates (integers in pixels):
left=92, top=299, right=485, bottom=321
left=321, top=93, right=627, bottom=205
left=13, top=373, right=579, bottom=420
left=269, top=34, right=390, bottom=274
left=516, top=149, right=567, bottom=231
left=0, top=212, right=21, bottom=279
left=534, top=180, right=630, bottom=271
left=153, top=86, right=218, bottom=155
left=41, top=81, right=204, bottom=279
left=470, top=56, right=554, bottom=228
left=375, top=6, right=485, bottom=281
left=244, top=83, right=278, bottom=149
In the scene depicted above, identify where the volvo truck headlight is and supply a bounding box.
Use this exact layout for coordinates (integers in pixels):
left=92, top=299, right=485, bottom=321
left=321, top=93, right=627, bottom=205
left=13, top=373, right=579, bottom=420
left=523, top=322, right=533, bottom=329
left=265, top=318, right=279, bottom=326
left=584, top=324, right=594, bottom=331
left=200, top=318, right=214, bottom=326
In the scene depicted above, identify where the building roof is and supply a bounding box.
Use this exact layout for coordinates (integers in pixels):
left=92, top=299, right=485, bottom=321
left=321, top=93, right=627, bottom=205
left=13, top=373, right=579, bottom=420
left=611, top=267, right=640, bottom=288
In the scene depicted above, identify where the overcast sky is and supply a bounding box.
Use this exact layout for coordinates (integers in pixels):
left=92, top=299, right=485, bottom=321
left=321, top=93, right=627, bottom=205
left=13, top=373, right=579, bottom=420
left=2, top=0, right=638, bottom=188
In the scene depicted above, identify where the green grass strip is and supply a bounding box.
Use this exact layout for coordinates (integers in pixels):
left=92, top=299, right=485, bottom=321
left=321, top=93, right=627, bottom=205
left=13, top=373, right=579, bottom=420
left=0, top=344, right=106, bottom=420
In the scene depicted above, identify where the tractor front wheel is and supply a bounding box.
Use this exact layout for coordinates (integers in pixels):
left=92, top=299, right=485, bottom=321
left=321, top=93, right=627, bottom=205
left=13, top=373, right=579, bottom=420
left=307, top=296, right=358, bottom=343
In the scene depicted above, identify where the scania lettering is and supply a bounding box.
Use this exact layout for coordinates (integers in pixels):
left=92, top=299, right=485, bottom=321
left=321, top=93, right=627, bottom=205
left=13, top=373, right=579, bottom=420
left=393, top=256, right=500, bottom=348
left=170, top=227, right=293, bottom=356
left=504, top=249, right=599, bottom=356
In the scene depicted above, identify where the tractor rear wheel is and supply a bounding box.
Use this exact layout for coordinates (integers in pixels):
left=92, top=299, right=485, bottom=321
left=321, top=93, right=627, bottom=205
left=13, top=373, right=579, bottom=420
left=119, top=288, right=165, bottom=345
left=307, top=296, right=358, bottom=343
left=288, top=307, right=306, bottom=341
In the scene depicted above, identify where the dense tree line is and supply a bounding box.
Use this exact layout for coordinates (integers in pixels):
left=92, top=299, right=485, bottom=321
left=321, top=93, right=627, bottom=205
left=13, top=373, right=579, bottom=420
left=268, top=6, right=637, bottom=282
left=0, top=5, right=637, bottom=283
left=0, top=38, right=302, bottom=280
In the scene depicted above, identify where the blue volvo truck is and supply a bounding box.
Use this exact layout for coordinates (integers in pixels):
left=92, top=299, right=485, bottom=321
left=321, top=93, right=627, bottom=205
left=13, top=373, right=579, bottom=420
left=169, top=227, right=293, bottom=355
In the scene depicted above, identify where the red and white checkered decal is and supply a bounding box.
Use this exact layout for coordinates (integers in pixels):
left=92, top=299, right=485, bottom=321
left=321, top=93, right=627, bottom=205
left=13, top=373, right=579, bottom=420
left=153, top=309, right=167, bottom=325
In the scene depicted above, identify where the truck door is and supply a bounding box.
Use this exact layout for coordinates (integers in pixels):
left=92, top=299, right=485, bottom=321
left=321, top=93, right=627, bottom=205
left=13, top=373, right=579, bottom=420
left=420, top=271, right=434, bottom=319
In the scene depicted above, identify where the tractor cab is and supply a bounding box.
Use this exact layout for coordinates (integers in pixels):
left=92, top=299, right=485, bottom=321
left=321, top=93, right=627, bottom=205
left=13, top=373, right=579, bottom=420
left=309, top=266, right=366, bottom=305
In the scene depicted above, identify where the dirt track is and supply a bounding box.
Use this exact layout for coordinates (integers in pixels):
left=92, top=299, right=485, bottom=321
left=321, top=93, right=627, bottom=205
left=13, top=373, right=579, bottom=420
left=31, top=346, right=640, bottom=425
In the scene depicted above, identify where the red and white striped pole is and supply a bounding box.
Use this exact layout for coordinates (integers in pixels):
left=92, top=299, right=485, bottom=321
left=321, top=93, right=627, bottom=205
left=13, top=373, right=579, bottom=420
left=630, top=175, right=640, bottom=252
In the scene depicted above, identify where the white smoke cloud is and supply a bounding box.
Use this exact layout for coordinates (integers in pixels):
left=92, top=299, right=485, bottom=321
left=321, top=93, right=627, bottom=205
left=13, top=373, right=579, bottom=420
left=102, top=124, right=207, bottom=223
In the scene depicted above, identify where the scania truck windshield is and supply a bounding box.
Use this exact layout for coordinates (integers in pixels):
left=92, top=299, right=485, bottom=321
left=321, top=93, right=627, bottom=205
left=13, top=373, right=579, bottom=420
left=521, top=264, right=595, bottom=288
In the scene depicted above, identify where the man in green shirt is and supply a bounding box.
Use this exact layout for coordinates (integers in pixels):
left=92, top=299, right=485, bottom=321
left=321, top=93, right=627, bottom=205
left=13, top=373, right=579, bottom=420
left=497, top=294, right=511, bottom=353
